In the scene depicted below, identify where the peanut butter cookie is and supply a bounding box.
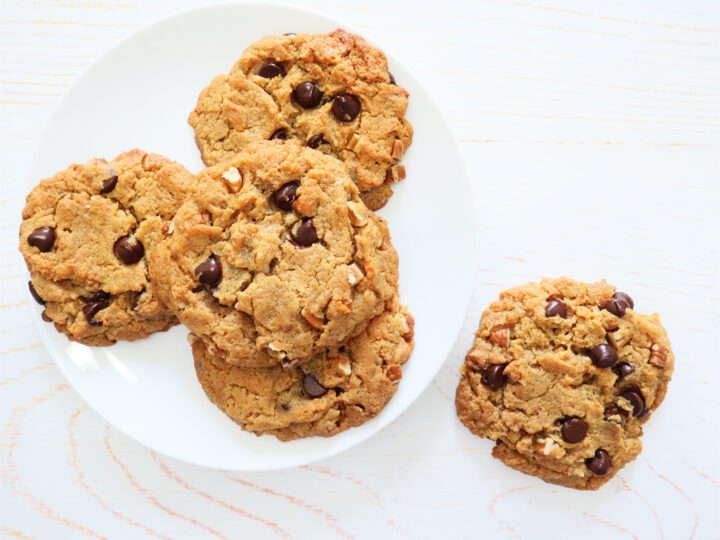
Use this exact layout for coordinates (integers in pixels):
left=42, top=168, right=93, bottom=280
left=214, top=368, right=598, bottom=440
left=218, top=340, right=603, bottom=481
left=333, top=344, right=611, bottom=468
left=189, top=29, right=413, bottom=210
left=149, top=140, right=399, bottom=368
left=456, top=277, right=674, bottom=490
left=19, top=150, right=194, bottom=345
left=192, top=299, right=414, bottom=441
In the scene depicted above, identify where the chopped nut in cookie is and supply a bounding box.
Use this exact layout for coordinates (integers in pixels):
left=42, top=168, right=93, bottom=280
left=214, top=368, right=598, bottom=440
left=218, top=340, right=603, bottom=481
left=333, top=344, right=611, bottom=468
left=385, top=364, right=402, bottom=382
left=535, top=437, right=566, bottom=458
left=348, top=263, right=365, bottom=286
left=347, top=201, right=368, bottom=226
left=608, top=327, right=631, bottom=348
left=391, top=139, right=404, bottom=160
left=221, top=166, right=243, bottom=192
left=649, top=343, right=668, bottom=367
left=489, top=327, right=510, bottom=348
left=301, top=307, right=324, bottom=330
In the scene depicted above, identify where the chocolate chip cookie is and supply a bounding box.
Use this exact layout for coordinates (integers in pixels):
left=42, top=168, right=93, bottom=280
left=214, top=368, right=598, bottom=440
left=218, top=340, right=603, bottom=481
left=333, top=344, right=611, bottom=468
left=149, top=140, right=399, bottom=368
left=192, top=298, right=414, bottom=441
left=19, top=150, right=195, bottom=345
left=455, top=278, right=674, bottom=490
left=189, top=29, right=413, bottom=210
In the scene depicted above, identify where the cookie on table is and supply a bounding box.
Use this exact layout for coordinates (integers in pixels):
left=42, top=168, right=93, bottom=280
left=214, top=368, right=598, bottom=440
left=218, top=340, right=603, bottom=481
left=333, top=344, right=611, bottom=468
left=189, top=29, right=413, bottom=210
left=192, top=298, right=414, bottom=441
left=19, top=150, right=195, bottom=345
left=455, top=277, right=674, bottom=490
left=149, top=140, right=399, bottom=368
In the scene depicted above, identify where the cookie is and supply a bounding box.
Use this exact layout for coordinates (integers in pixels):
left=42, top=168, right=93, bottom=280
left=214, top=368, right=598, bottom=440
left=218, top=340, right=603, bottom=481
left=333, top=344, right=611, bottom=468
left=455, top=278, right=674, bottom=490
left=19, top=150, right=195, bottom=346
left=189, top=29, right=413, bottom=210
left=149, top=140, right=399, bottom=368
left=192, top=298, right=414, bottom=441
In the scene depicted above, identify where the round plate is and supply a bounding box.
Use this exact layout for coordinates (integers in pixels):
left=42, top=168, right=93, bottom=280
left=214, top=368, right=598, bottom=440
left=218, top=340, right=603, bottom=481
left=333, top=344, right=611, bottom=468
left=25, top=2, right=476, bottom=471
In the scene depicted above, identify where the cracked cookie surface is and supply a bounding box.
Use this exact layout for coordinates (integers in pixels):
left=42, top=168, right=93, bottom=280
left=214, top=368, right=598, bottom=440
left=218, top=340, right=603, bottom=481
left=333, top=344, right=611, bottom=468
left=191, top=298, right=414, bottom=441
left=189, top=29, right=413, bottom=210
left=149, top=140, right=399, bottom=368
left=19, top=150, right=194, bottom=345
left=455, top=277, right=674, bottom=490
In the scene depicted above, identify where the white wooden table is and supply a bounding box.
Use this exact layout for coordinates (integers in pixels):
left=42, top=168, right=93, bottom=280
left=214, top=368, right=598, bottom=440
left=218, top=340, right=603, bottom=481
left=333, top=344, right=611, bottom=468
left=1, top=1, right=719, bottom=538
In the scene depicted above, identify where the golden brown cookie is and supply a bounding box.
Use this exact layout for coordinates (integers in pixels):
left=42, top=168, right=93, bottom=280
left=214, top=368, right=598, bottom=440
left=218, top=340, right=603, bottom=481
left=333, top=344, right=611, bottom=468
left=189, top=29, right=413, bottom=210
left=19, top=150, right=195, bottom=345
left=149, top=140, right=399, bottom=368
left=455, top=278, right=674, bottom=490
left=192, top=298, right=414, bottom=441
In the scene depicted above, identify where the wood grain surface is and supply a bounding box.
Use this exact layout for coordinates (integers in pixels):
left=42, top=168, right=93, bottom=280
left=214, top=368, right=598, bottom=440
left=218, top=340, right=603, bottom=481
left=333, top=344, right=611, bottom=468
left=1, top=0, right=719, bottom=538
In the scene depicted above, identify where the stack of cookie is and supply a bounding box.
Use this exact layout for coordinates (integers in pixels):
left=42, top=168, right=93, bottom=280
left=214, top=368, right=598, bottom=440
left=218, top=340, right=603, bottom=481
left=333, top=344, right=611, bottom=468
left=19, top=30, right=415, bottom=441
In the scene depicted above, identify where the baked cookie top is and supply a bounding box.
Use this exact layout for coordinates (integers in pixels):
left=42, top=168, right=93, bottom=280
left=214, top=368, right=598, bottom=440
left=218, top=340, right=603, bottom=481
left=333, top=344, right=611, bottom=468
left=189, top=29, right=413, bottom=210
left=149, top=140, right=399, bottom=368
left=192, top=298, right=414, bottom=441
left=455, top=277, right=674, bottom=490
left=19, top=150, right=194, bottom=345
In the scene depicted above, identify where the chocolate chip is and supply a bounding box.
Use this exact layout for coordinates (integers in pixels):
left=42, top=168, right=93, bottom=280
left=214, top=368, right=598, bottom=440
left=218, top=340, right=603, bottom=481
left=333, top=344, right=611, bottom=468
left=604, top=292, right=634, bottom=317
left=303, top=373, right=327, bottom=397
left=272, top=180, right=300, bottom=211
left=28, top=281, right=45, bottom=305
left=619, top=388, right=645, bottom=417
left=560, top=416, right=588, bottom=443
left=283, top=32, right=296, bottom=36
left=293, top=82, right=322, bottom=108
left=588, top=344, right=618, bottom=368
left=545, top=298, right=568, bottom=318
left=82, top=296, right=109, bottom=326
left=614, top=292, right=634, bottom=310
left=100, top=174, right=118, bottom=194
left=388, top=72, right=396, bottom=84
left=281, top=403, right=291, bottom=410
left=586, top=449, right=611, bottom=476
left=637, top=407, right=651, bottom=419
left=195, top=255, right=222, bottom=286
left=306, top=133, right=325, bottom=149
left=269, top=128, right=288, bottom=140
left=292, top=218, right=318, bottom=247
left=603, top=404, right=627, bottom=423
left=613, top=362, right=635, bottom=380
left=258, top=62, right=284, bottom=79
left=481, top=363, right=508, bottom=391
left=131, top=290, right=143, bottom=310
left=604, top=298, right=626, bottom=317
left=27, top=227, right=55, bottom=252
left=113, top=236, right=144, bottom=264
left=331, top=94, right=361, bottom=122
left=41, top=310, right=52, bottom=322
left=82, top=290, right=110, bottom=303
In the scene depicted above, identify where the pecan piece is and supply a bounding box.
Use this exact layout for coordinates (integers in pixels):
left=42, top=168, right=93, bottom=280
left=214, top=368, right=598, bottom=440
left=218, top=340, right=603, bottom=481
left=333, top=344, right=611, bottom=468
left=348, top=263, right=365, bottom=286
left=385, top=364, right=402, bottom=382
left=608, top=328, right=631, bottom=348
left=649, top=343, right=668, bottom=368
left=489, top=327, right=510, bottom=348
left=221, top=166, right=243, bottom=193
left=301, top=308, right=324, bottom=330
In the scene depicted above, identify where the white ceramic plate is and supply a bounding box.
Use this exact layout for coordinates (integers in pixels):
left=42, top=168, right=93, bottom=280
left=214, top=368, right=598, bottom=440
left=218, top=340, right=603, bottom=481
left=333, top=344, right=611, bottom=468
left=25, top=2, right=476, bottom=471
